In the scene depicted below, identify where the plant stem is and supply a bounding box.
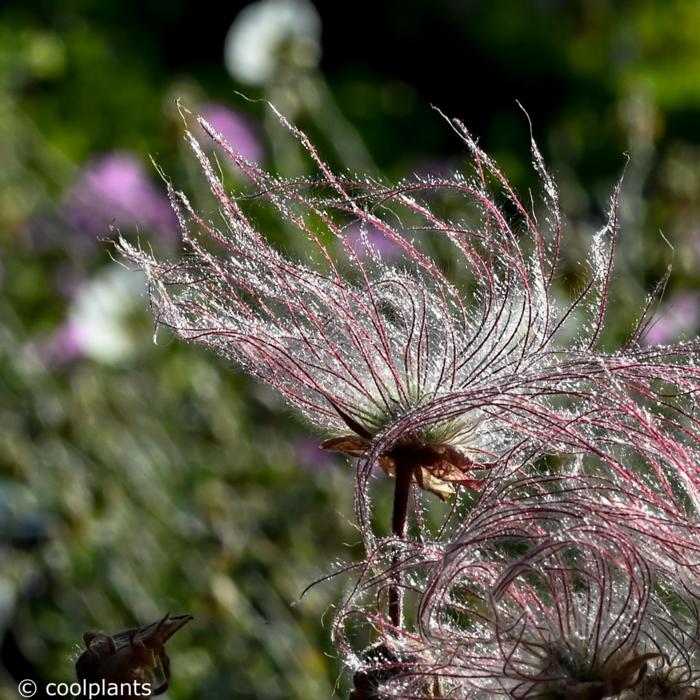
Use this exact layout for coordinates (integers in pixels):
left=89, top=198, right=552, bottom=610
left=389, top=459, right=412, bottom=629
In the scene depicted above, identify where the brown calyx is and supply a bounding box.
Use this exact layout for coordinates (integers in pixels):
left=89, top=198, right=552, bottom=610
left=321, top=433, right=483, bottom=499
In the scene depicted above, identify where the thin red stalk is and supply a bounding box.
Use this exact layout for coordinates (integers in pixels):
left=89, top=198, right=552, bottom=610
left=389, top=459, right=413, bottom=629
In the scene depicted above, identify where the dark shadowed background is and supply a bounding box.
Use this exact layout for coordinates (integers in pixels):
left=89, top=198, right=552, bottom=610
left=1, top=1, right=699, bottom=698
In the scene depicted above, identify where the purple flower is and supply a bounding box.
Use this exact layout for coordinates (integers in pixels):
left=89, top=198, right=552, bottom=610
left=342, top=222, right=402, bottom=261
left=198, top=103, right=264, bottom=165
left=643, top=290, right=700, bottom=345
left=294, top=437, right=334, bottom=472
left=35, top=320, right=84, bottom=366
left=66, top=152, right=177, bottom=239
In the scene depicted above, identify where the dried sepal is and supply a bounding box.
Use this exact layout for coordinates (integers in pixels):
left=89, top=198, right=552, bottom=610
left=75, top=613, right=193, bottom=697
left=322, top=432, right=484, bottom=499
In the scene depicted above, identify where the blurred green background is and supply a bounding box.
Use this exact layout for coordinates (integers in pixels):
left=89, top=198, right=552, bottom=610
left=1, top=1, right=700, bottom=698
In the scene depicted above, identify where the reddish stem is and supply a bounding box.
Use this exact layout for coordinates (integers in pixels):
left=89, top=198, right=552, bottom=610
left=389, top=459, right=413, bottom=628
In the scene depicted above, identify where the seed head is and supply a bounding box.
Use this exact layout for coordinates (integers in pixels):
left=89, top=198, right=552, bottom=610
left=118, top=109, right=700, bottom=541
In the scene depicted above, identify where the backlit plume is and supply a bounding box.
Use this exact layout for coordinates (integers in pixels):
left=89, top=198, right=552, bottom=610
left=334, top=472, right=700, bottom=698
left=119, top=108, right=700, bottom=698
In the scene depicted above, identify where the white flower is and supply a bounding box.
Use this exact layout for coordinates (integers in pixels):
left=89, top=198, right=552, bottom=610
left=224, top=0, right=321, bottom=85
left=68, top=266, right=144, bottom=364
